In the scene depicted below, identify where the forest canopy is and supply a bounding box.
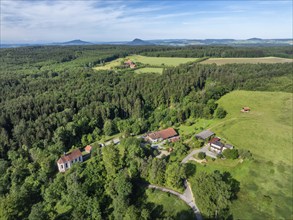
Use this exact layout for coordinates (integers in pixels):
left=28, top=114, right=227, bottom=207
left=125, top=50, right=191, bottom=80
left=0, top=45, right=292, bottom=219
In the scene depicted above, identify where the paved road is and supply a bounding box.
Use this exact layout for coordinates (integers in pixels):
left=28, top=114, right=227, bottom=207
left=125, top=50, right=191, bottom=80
left=181, top=144, right=217, bottom=163
left=149, top=181, right=202, bottom=220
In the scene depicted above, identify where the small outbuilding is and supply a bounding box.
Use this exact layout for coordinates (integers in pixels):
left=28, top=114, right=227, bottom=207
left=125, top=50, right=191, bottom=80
left=195, top=130, right=215, bottom=140
left=84, top=145, right=92, bottom=153
left=241, top=107, right=251, bottom=113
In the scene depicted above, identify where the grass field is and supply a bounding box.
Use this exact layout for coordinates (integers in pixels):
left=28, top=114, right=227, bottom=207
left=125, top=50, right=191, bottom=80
left=127, top=55, right=200, bottom=66
left=93, top=55, right=201, bottom=71
left=200, top=57, right=293, bottom=65
left=188, top=90, right=293, bottom=219
left=145, top=189, right=195, bottom=220
left=92, top=58, right=123, bottom=70
left=134, top=67, right=163, bottom=74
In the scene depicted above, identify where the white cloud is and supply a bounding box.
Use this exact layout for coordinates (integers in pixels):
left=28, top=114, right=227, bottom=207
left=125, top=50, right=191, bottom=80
left=0, top=0, right=292, bottom=43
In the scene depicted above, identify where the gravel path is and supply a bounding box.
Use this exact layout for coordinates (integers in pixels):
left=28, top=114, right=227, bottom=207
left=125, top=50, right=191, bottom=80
left=148, top=181, right=203, bottom=220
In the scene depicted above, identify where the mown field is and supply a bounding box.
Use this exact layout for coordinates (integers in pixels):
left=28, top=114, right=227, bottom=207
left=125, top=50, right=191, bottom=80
left=188, top=90, right=292, bottom=219
left=93, top=55, right=200, bottom=71
left=200, top=56, right=293, bottom=65
left=145, top=189, right=195, bottom=220
left=92, top=58, right=124, bottom=70
left=127, top=55, right=200, bottom=66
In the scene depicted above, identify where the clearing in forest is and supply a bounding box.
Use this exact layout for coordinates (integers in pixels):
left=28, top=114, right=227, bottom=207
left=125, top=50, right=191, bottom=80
left=127, top=55, right=200, bottom=66
left=93, top=55, right=201, bottom=72
left=200, top=56, right=293, bottom=65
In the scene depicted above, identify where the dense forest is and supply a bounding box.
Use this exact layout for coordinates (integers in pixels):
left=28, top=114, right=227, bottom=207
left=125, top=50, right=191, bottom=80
left=0, top=45, right=292, bottom=219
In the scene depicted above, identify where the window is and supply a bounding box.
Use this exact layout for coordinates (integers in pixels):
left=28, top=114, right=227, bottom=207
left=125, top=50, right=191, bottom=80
left=61, top=165, right=63, bottom=169
left=65, top=163, right=68, bottom=168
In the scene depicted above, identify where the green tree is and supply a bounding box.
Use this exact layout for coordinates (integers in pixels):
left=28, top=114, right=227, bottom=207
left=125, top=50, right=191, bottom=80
left=28, top=202, right=49, bottom=220
left=215, top=106, right=227, bottom=119
left=198, top=152, right=206, bottom=159
left=165, top=163, right=186, bottom=190
left=103, top=120, right=117, bottom=136
left=102, top=144, right=121, bottom=179
left=193, top=171, right=234, bottom=218
left=149, top=159, right=166, bottom=185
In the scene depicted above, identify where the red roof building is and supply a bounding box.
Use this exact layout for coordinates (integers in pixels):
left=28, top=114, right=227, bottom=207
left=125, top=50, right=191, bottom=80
left=124, top=60, right=136, bottom=68
left=84, top=145, right=92, bottom=153
left=146, top=128, right=179, bottom=143
left=57, top=149, right=83, bottom=172
left=208, top=137, right=221, bottom=144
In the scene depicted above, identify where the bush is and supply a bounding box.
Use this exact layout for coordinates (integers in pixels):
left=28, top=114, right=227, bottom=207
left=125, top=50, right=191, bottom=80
left=223, top=149, right=239, bottom=159
left=198, top=152, right=206, bottom=159
left=215, top=107, right=227, bottom=119
left=238, top=149, right=253, bottom=160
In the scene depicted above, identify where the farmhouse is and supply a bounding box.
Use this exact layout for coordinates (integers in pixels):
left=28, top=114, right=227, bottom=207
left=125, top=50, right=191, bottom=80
left=124, top=60, right=136, bottom=68
left=209, top=137, right=234, bottom=154
left=195, top=130, right=215, bottom=140
left=57, top=149, right=83, bottom=172
left=146, top=127, right=179, bottom=143
left=241, top=107, right=251, bottom=113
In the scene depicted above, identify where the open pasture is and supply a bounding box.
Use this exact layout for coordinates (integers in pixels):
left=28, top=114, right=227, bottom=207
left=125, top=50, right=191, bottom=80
left=189, top=90, right=292, bottom=219
left=200, top=57, right=293, bottom=65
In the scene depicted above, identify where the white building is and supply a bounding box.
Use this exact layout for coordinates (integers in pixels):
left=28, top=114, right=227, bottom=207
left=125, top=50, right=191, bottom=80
left=57, top=149, right=83, bottom=172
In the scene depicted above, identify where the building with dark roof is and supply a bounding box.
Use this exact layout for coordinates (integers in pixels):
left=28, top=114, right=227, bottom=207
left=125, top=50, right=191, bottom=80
left=195, top=130, right=215, bottom=140
left=57, top=149, right=83, bottom=172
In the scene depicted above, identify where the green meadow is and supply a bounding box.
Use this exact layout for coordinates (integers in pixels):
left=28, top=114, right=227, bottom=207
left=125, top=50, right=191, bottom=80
left=188, top=90, right=293, bottom=219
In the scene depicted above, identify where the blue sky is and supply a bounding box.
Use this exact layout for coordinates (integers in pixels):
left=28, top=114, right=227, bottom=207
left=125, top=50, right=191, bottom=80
left=1, top=0, right=292, bottom=43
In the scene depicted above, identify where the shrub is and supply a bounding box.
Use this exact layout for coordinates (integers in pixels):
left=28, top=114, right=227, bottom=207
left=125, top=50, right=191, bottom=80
left=215, top=107, right=227, bottom=119
left=198, top=152, right=206, bottom=159
left=238, top=149, right=253, bottom=160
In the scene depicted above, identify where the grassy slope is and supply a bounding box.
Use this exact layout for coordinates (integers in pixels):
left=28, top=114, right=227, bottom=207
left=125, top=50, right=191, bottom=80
left=145, top=189, right=195, bottom=220
left=200, top=57, right=293, bottom=65
left=92, top=58, right=123, bottom=70
left=189, top=90, right=292, bottom=219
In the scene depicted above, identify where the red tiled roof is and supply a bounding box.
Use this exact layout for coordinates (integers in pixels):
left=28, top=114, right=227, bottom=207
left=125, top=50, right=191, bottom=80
left=124, top=60, right=134, bottom=65
left=209, top=137, right=221, bottom=144
left=84, top=145, right=92, bottom=153
left=148, top=128, right=178, bottom=140
left=57, top=149, right=82, bottom=164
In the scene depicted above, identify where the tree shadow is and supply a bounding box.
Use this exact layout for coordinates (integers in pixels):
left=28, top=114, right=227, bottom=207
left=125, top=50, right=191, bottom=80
left=185, top=163, right=196, bottom=178
left=222, top=171, right=240, bottom=200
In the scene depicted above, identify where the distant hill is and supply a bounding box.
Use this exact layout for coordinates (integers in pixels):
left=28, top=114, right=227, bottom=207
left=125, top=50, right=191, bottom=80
left=1, top=38, right=292, bottom=48
left=127, top=38, right=155, bottom=46
left=55, top=39, right=93, bottom=46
